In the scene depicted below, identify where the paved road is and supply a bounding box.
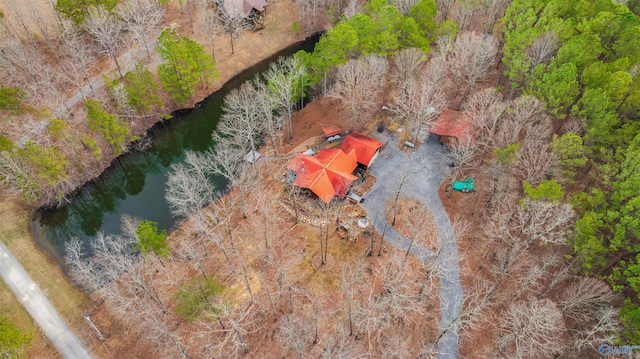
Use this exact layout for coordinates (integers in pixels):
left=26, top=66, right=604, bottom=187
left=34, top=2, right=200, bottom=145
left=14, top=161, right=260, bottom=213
left=361, top=131, right=462, bottom=359
left=0, top=241, right=93, bottom=359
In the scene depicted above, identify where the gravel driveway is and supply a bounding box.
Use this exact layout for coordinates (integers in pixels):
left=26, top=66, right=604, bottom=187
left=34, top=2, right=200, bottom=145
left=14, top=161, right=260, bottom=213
left=361, top=130, right=462, bottom=359
left=0, top=241, right=93, bottom=359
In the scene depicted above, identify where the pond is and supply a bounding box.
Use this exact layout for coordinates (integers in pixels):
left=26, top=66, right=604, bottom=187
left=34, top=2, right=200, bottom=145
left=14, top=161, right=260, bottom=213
left=31, top=35, right=319, bottom=267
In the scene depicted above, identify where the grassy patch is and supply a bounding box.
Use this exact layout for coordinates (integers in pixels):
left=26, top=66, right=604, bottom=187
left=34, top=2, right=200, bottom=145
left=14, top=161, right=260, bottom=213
left=0, top=316, right=32, bottom=358
left=175, top=276, right=224, bottom=322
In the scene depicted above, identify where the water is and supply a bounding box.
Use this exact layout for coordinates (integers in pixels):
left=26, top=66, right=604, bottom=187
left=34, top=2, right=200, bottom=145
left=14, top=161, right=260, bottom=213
left=31, top=35, right=319, bottom=266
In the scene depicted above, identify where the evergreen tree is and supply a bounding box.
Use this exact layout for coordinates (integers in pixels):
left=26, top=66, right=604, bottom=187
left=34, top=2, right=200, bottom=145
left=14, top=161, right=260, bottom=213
left=0, top=87, right=29, bottom=115
left=135, top=219, right=169, bottom=258
left=54, top=0, right=120, bottom=24
left=0, top=317, right=31, bottom=358
left=124, top=63, right=163, bottom=116
left=86, top=99, right=130, bottom=155
left=19, top=142, right=67, bottom=187
left=156, top=29, right=219, bottom=106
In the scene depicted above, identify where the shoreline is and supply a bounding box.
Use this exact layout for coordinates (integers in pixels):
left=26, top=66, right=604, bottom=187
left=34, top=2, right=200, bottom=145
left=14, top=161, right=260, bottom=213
left=33, top=32, right=321, bottom=214
left=29, top=33, right=322, bottom=270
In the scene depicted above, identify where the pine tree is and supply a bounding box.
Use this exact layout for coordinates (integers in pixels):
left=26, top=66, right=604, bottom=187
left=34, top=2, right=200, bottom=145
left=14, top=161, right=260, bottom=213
left=86, top=99, right=130, bottom=155
left=156, top=29, right=219, bottom=106
left=124, top=63, right=163, bottom=116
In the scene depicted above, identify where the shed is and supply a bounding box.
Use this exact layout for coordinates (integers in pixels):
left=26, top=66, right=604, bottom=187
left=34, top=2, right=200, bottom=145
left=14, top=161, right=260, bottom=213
left=340, top=132, right=384, bottom=168
left=245, top=150, right=261, bottom=164
left=429, top=109, right=474, bottom=147
left=287, top=148, right=358, bottom=203
left=322, top=126, right=341, bottom=138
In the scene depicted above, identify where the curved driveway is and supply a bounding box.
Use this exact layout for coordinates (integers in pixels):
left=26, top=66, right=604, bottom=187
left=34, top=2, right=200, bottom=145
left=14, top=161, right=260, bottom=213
left=361, top=131, right=462, bottom=359
left=0, top=241, right=93, bottom=358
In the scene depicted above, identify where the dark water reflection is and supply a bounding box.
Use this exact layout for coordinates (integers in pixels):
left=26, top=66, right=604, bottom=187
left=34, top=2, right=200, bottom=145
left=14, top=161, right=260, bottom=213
left=32, top=35, right=319, bottom=266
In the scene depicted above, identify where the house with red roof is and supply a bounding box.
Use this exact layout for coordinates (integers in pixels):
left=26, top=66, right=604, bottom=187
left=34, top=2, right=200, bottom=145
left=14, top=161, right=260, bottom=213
left=429, top=109, right=474, bottom=147
left=287, top=148, right=358, bottom=204
left=340, top=132, right=384, bottom=168
left=287, top=132, right=383, bottom=203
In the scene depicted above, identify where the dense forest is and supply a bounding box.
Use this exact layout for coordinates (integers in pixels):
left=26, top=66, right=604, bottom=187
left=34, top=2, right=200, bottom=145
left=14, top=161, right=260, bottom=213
left=0, top=0, right=639, bottom=357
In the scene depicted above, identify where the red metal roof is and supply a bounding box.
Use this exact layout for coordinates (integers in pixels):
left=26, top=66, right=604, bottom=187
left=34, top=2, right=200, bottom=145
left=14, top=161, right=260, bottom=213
left=322, top=126, right=341, bottom=137
left=287, top=148, right=358, bottom=203
left=429, top=109, right=474, bottom=144
left=340, top=132, right=383, bottom=167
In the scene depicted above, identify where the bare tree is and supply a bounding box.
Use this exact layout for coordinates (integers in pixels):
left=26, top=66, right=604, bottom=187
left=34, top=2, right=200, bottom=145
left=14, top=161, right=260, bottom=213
left=447, top=137, right=479, bottom=178
left=425, top=54, right=449, bottom=88
left=214, top=0, right=245, bottom=55
left=569, top=307, right=619, bottom=356
left=85, top=6, right=125, bottom=78
left=58, top=27, right=98, bottom=103
left=389, top=0, right=420, bottom=15
left=526, top=31, right=559, bottom=71
left=296, top=0, right=326, bottom=30
left=449, top=32, right=498, bottom=109
left=255, top=185, right=286, bottom=260
left=517, top=198, right=574, bottom=246
left=454, top=0, right=482, bottom=31
left=509, top=248, right=562, bottom=300
left=141, top=308, right=191, bottom=359
left=402, top=202, right=431, bottom=261
left=278, top=314, right=315, bottom=358
left=485, top=197, right=574, bottom=296
left=193, top=208, right=236, bottom=271
left=65, top=238, right=102, bottom=293
left=26, top=1, right=60, bottom=50
left=393, top=48, right=427, bottom=83
left=390, top=158, right=411, bottom=226
left=202, top=301, right=261, bottom=357
left=515, top=141, right=556, bottom=186
left=0, top=150, right=41, bottom=203
left=390, top=71, right=447, bottom=144
left=117, top=0, right=164, bottom=60
left=559, top=277, right=616, bottom=324
left=253, top=78, right=284, bottom=156
left=339, top=259, right=364, bottom=337
left=65, top=230, right=137, bottom=294
left=174, top=232, right=210, bottom=278
left=198, top=4, right=222, bottom=60
left=425, top=281, right=491, bottom=357
left=165, top=151, right=215, bottom=219
left=377, top=253, right=424, bottom=323
left=483, top=0, right=510, bottom=34
left=435, top=0, right=455, bottom=20
left=330, top=55, right=387, bottom=130
left=205, top=135, right=252, bottom=217
left=463, top=87, right=506, bottom=151
left=0, top=38, right=45, bottom=87
left=217, top=82, right=265, bottom=173
left=498, top=299, right=566, bottom=359
left=263, top=56, right=306, bottom=140
left=314, top=325, right=365, bottom=358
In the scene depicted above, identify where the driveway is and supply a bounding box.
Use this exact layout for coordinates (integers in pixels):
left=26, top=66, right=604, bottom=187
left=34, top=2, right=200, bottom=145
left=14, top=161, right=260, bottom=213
left=361, top=130, right=462, bottom=359
left=0, top=241, right=93, bottom=359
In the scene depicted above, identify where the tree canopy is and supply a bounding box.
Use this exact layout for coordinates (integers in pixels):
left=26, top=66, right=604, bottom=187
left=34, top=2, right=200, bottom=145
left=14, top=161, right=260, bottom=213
left=135, top=219, right=169, bottom=258
left=0, top=317, right=31, bottom=358
left=295, top=0, right=437, bottom=87
left=501, top=0, right=640, bottom=342
left=86, top=99, right=130, bottom=155
left=156, top=29, right=219, bottom=106
left=55, top=0, right=120, bottom=24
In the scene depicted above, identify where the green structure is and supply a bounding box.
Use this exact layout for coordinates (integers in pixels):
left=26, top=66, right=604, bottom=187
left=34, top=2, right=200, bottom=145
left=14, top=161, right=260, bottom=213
left=452, top=177, right=474, bottom=192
